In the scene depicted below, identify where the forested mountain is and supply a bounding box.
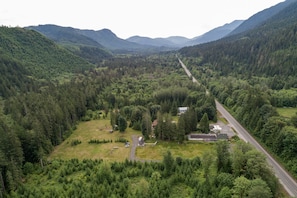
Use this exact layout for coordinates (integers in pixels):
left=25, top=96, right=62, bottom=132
left=0, top=26, right=93, bottom=81
left=127, top=21, right=243, bottom=48
left=28, top=25, right=165, bottom=53
left=186, top=20, right=244, bottom=46
left=179, top=0, right=297, bottom=78
left=28, top=20, right=244, bottom=52
left=78, top=28, right=152, bottom=51
left=26, top=25, right=112, bottom=63
left=229, top=0, right=296, bottom=36
left=26, top=24, right=105, bottom=48
left=127, top=36, right=179, bottom=48
left=0, top=55, right=38, bottom=98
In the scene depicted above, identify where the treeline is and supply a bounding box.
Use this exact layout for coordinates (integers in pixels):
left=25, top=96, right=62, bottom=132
left=204, top=75, right=297, bottom=178
left=10, top=141, right=281, bottom=198
left=0, top=66, right=118, bottom=193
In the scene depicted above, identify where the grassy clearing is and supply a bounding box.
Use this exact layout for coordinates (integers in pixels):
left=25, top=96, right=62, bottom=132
left=49, top=119, right=141, bottom=161
left=277, top=107, right=297, bottom=118
left=49, top=119, right=217, bottom=162
left=136, top=141, right=216, bottom=161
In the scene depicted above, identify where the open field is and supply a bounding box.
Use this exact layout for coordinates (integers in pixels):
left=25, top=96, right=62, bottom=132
left=277, top=107, right=297, bottom=118
left=49, top=119, right=141, bottom=161
left=49, top=119, right=217, bottom=162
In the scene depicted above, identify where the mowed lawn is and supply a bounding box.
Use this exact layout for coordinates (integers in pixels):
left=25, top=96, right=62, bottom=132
left=49, top=119, right=217, bottom=162
left=277, top=107, right=297, bottom=118
left=49, top=119, right=141, bottom=161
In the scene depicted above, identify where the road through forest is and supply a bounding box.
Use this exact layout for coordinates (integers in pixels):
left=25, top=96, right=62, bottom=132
left=178, top=58, right=297, bottom=197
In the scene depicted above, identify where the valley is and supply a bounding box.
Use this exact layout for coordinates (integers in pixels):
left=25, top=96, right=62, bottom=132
left=1, top=0, right=297, bottom=197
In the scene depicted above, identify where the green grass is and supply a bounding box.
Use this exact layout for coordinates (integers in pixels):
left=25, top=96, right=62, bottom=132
left=136, top=141, right=215, bottom=161
left=277, top=107, right=297, bottom=118
left=49, top=119, right=141, bottom=161
left=49, top=119, right=217, bottom=162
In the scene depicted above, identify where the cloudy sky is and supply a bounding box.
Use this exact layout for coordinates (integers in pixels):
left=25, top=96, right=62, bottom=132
left=1, top=0, right=285, bottom=39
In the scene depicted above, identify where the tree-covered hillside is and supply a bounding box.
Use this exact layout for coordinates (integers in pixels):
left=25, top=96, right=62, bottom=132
left=228, top=0, right=296, bottom=36
left=179, top=1, right=297, bottom=79
left=0, top=55, right=38, bottom=98
left=26, top=25, right=113, bottom=64
left=0, top=26, right=94, bottom=80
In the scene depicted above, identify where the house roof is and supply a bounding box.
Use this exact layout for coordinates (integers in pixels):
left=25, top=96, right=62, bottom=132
left=189, top=134, right=217, bottom=141
left=178, top=107, right=189, bottom=111
left=217, top=133, right=228, bottom=140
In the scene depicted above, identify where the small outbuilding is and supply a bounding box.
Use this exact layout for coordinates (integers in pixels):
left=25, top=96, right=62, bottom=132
left=138, top=136, right=145, bottom=146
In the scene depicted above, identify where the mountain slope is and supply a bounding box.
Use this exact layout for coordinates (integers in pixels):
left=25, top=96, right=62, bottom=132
left=127, top=36, right=190, bottom=48
left=187, top=20, right=244, bottom=45
left=79, top=28, right=150, bottom=51
left=27, top=24, right=105, bottom=48
left=179, top=0, right=297, bottom=77
left=27, top=25, right=112, bottom=63
left=28, top=25, right=163, bottom=52
left=0, top=26, right=93, bottom=80
left=127, top=21, right=242, bottom=48
left=127, top=36, right=178, bottom=47
left=229, top=0, right=296, bottom=36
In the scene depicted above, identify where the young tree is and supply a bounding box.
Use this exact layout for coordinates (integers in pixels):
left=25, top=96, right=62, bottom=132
left=218, top=187, right=232, bottom=198
left=216, top=141, right=231, bottom=173
left=177, top=115, right=186, bottom=143
left=118, top=115, right=127, bottom=132
left=202, top=151, right=214, bottom=178
left=291, top=112, right=297, bottom=127
left=163, top=151, right=175, bottom=177
left=247, top=179, right=272, bottom=198
left=141, top=113, right=152, bottom=139
left=232, top=176, right=251, bottom=198
left=199, top=113, right=209, bottom=133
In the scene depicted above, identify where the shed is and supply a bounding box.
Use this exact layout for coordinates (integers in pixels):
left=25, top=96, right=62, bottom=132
left=138, top=136, right=145, bottom=146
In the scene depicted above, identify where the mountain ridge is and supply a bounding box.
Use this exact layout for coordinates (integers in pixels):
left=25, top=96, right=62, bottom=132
left=179, top=0, right=297, bottom=78
left=228, top=0, right=296, bottom=36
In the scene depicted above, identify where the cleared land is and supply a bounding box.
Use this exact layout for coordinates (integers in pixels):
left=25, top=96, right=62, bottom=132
left=277, top=107, right=297, bottom=118
left=49, top=119, right=141, bottom=161
left=49, top=119, right=216, bottom=162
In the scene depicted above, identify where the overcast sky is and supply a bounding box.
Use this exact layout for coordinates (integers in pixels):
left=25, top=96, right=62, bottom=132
left=1, top=0, right=285, bottom=39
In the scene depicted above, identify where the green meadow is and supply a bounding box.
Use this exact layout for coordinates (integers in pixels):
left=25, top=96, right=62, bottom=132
left=49, top=119, right=216, bottom=162
left=277, top=107, right=297, bottom=118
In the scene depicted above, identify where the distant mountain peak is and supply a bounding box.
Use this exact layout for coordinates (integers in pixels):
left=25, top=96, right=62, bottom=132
left=186, top=20, right=244, bottom=46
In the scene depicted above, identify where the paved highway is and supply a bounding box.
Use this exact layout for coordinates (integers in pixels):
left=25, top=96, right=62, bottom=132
left=178, top=58, right=297, bottom=197
left=216, top=101, right=297, bottom=197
